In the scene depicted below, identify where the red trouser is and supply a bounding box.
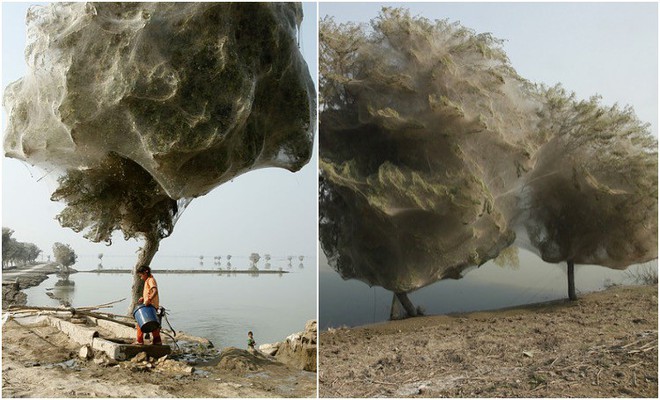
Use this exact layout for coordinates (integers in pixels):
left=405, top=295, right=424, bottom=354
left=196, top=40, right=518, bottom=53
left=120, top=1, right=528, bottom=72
left=136, top=325, right=162, bottom=344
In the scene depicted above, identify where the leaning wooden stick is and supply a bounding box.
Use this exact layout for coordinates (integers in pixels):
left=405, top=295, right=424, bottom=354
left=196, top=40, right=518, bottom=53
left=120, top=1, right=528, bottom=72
left=78, top=297, right=126, bottom=311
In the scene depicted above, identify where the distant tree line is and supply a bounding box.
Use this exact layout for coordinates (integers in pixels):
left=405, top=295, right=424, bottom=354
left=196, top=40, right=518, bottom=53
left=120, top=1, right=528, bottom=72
left=2, top=227, right=78, bottom=271
left=2, top=227, right=41, bottom=269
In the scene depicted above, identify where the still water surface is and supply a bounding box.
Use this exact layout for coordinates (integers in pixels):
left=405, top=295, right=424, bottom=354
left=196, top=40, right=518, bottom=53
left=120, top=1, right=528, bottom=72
left=24, top=255, right=316, bottom=349
left=320, top=248, right=657, bottom=329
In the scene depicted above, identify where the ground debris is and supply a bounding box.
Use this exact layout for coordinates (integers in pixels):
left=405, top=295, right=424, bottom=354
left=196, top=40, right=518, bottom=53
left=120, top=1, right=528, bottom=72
left=3, top=316, right=315, bottom=397
left=78, top=345, right=93, bottom=360
left=320, top=285, right=658, bottom=398
left=131, top=352, right=148, bottom=364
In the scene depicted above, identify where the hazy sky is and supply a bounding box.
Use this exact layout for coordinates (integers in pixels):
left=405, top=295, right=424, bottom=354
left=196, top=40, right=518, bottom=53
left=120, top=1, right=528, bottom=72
left=319, top=1, right=658, bottom=271
left=2, top=2, right=318, bottom=265
left=320, top=2, right=658, bottom=137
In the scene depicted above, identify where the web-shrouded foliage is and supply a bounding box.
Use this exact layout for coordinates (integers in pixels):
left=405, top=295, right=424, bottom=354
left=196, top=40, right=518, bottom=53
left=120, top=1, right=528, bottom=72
left=319, top=8, right=657, bottom=294
left=4, top=2, right=316, bottom=200
left=4, top=2, right=316, bottom=309
left=51, top=153, right=179, bottom=246
left=521, top=86, right=658, bottom=267
left=319, top=9, right=541, bottom=293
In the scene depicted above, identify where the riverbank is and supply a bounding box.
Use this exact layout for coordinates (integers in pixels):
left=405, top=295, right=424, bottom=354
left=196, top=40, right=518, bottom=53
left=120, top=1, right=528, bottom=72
left=9, top=263, right=315, bottom=351
left=2, top=314, right=317, bottom=397
left=2, top=263, right=62, bottom=308
left=319, top=284, right=658, bottom=397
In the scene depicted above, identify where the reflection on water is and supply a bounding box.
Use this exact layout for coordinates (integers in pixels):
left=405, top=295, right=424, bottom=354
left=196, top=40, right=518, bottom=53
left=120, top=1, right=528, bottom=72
left=320, top=248, right=657, bottom=329
left=49, top=271, right=75, bottom=307
left=23, top=263, right=315, bottom=349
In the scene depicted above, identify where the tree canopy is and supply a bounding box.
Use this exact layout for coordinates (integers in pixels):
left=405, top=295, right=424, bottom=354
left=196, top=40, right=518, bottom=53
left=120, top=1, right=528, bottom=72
left=51, top=153, right=179, bottom=246
left=4, top=3, right=316, bottom=310
left=52, top=242, right=77, bottom=268
left=319, top=8, right=657, bottom=294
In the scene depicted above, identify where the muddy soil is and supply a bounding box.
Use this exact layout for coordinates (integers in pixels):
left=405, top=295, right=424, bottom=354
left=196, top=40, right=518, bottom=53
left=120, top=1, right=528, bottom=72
left=319, top=285, right=658, bottom=398
left=2, top=318, right=316, bottom=398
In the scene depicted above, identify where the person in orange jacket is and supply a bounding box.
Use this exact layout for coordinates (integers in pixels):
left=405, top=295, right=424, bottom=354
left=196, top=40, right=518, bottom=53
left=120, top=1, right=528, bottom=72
left=136, top=265, right=162, bottom=345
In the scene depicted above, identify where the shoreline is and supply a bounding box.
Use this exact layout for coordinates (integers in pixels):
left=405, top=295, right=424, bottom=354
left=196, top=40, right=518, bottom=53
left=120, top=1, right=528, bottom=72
left=2, top=263, right=61, bottom=308
left=319, top=284, right=658, bottom=397
left=2, top=312, right=317, bottom=397
left=2, top=265, right=289, bottom=308
left=82, top=268, right=289, bottom=274
left=325, top=285, right=644, bottom=331
left=4, top=263, right=316, bottom=397
left=4, top=263, right=311, bottom=351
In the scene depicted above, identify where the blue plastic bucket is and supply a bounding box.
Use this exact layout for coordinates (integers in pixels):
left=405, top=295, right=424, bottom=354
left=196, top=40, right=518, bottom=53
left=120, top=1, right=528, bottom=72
left=133, top=304, right=160, bottom=333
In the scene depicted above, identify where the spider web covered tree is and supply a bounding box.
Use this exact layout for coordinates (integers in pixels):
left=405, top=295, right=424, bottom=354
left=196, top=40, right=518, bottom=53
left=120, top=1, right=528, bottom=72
left=5, top=2, right=316, bottom=311
left=319, top=8, right=657, bottom=317
left=51, top=154, right=179, bottom=308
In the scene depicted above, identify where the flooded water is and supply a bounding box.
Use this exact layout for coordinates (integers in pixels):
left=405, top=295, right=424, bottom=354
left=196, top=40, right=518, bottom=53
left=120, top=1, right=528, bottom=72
left=23, top=255, right=316, bottom=349
left=320, top=248, right=657, bottom=329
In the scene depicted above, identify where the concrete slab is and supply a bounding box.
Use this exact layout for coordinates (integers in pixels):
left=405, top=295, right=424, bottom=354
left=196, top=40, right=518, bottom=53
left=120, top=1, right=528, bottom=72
left=45, top=316, right=98, bottom=345
left=85, top=316, right=135, bottom=339
left=7, top=311, right=171, bottom=361
left=6, top=314, right=48, bottom=326
left=118, top=343, right=171, bottom=360
left=91, top=337, right=124, bottom=360
left=91, top=337, right=171, bottom=360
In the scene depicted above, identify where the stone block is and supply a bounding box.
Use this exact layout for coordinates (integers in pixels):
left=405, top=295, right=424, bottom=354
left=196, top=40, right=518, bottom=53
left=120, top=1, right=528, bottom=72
left=78, top=345, right=93, bottom=360
left=46, top=316, right=98, bottom=345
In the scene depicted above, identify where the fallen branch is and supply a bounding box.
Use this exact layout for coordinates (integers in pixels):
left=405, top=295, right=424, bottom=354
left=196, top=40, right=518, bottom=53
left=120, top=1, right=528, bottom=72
left=80, top=310, right=135, bottom=322
left=549, top=355, right=562, bottom=367
left=77, top=298, right=126, bottom=311
left=639, top=339, right=657, bottom=350
left=6, top=305, right=136, bottom=328
left=7, top=305, right=74, bottom=313
left=367, top=379, right=399, bottom=386
left=622, top=338, right=648, bottom=349
left=533, top=383, right=548, bottom=392
left=78, top=310, right=135, bottom=328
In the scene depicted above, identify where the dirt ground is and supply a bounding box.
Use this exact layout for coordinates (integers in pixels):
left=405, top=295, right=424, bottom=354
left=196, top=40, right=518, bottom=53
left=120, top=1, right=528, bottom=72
left=2, top=318, right=316, bottom=398
left=319, top=284, right=658, bottom=398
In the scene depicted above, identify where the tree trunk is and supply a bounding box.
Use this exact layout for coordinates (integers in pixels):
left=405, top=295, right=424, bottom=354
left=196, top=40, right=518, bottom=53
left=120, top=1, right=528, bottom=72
left=567, top=259, right=577, bottom=301
left=128, top=233, right=160, bottom=313
left=395, top=292, right=417, bottom=318
left=390, top=293, right=403, bottom=320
